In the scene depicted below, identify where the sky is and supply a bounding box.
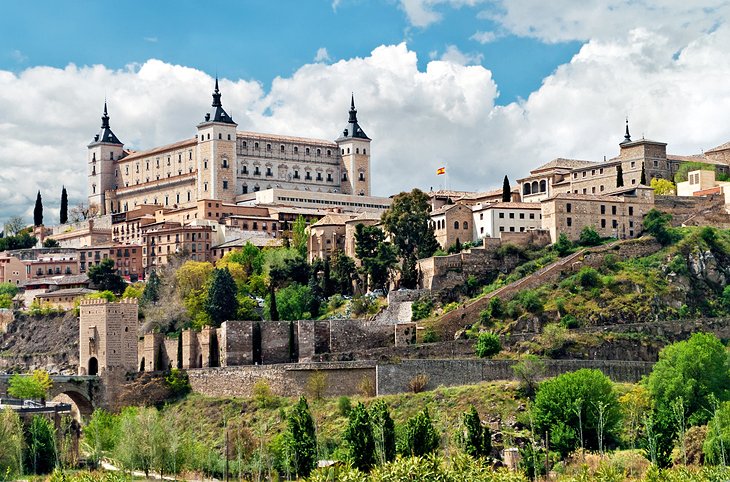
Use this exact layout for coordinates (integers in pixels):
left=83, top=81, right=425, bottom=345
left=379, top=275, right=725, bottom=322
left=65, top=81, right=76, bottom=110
left=1, top=0, right=730, bottom=226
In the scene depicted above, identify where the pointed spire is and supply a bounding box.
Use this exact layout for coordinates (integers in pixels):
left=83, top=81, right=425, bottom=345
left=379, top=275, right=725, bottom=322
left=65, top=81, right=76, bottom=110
left=338, top=93, right=369, bottom=140
left=101, top=100, right=110, bottom=129
left=348, top=93, right=358, bottom=124
left=621, top=117, right=632, bottom=144
left=212, top=76, right=222, bottom=107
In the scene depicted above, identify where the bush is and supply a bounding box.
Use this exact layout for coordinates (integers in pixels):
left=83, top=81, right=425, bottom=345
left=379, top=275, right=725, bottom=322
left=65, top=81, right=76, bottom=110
left=408, top=374, right=429, bottom=393
left=399, top=409, right=440, bottom=457
left=475, top=333, right=501, bottom=358
left=488, top=296, right=505, bottom=319
left=577, top=267, right=602, bottom=289
left=306, top=371, right=328, bottom=400
left=643, top=209, right=674, bottom=246
left=516, top=289, right=543, bottom=314
left=579, top=226, right=602, bottom=246
left=164, top=368, right=190, bottom=396
left=7, top=369, right=52, bottom=400
left=560, top=314, right=579, bottom=329
left=358, top=376, right=376, bottom=398
left=338, top=396, right=352, bottom=417
left=442, top=301, right=459, bottom=314
left=554, top=233, right=573, bottom=256
left=328, top=294, right=345, bottom=311
left=411, top=297, right=433, bottom=321
left=252, top=379, right=279, bottom=409
left=422, top=327, right=438, bottom=343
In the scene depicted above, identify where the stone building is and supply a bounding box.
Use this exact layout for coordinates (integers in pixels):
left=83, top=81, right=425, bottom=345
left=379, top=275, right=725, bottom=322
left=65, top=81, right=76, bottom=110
left=430, top=203, right=473, bottom=249
left=78, top=298, right=139, bottom=376
left=540, top=186, right=655, bottom=242
left=677, top=169, right=730, bottom=203
left=141, top=222, right=214, bottom=274
left=88, top=81, right=373, bottom=216
left=307, top=212, right=358, bottom=262
left=78, top=244, right=143, bottom=281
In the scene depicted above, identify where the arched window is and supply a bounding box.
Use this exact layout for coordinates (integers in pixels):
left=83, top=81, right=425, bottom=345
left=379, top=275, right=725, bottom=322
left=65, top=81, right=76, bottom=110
left=531, top=181, right=538, bottom=193
left=463, top=221, right=468, bottom=230
left=540, top=180, right=547, bottom=192
left=88, top=357, right=98, bottom=376
left=454, top=221, right=459, bottom=229
left=523, top=184, right=531, bottom=195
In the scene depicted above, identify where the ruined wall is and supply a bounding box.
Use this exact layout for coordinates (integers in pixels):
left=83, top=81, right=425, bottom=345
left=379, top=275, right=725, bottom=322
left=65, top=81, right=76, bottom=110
left=220, top=320, right=254, bottom=366
left=375, top=359, right=652, bottom=395
left=418, top=247, right=523, bottom=291
left=187, top=361, right=376, bottom=398
left=329, top=320, right=394, bottom=353
left=259, top=321, right=294, bottom=364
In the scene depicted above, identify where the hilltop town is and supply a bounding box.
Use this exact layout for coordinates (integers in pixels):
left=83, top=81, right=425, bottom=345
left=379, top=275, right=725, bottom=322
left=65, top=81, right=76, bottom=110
left=5, top=81, right=730, bottom=480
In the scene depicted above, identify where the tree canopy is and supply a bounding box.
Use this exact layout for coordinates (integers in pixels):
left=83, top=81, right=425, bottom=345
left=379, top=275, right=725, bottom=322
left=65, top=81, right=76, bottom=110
left=88, top=258, right=126, bottom=294
left=204, top=267, right=239, bottom=326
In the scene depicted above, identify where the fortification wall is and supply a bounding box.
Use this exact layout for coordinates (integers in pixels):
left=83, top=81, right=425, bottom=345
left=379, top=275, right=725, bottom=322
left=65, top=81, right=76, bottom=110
left=418, top=247, right=523, bottom=291
left=187, top=361, right=376, bottom=398
left=375, top=359, right=652, bottom=395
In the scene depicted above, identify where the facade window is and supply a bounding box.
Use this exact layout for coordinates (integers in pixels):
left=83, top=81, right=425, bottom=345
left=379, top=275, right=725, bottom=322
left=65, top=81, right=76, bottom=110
left=631, top=161, right=636, bottom=168
left=519, top=213, right=525, bottom=219
left=509, top=213, right=515, bottom=219
left=529, top=213, right=535, bottom=219
left=327, top=173, right=333, bottom=182
left=363, top=149, right=366, bottom=155
left=305, top=171, right=312, bottom=180
left=498, top=212, right=504, bottom=219
left=601, top=205, right=606, bottom=214
left=566, top=203, right=572, bottom=213
left=654, top=160, right=658, bottom=167
left=281, top=145, right=285, bottom=152
left=601, top=219, right=606, bottom=228
left=266, top=143, right=271, bottom=151
left=359, top=172, right=365, bottom=181
left=628, top=206, right=634, bottom=216
left=266, top=167, right=272, bottom=176
left=612, top=205, right=617, bottom=215
left=342, top=172, right=348, bottom=181
left=453, top=221, right=459, bottom=229
left=242, top=185, right=248, bottom=194
left=317, top=148, right=321, bottom=156
left=204, top=161, right=208, bottom=169
left=254, top=166, right=260, bottom=175
left=222, top=159, right=228, bottom=168
left=294, top=170, right=300, bottom=179
left=499, top=226, right=505, bottom=232
left=612, top=220, right=618, bottom=228
left=254, top=142, right=259, bottom=149
left=294, top=146, right=298, bottom=154
left=463, top=221, right=468, bottom=229
left=204, top=182, right=208, bottom=191
left=223, top=180, right=228, bottom=190
left=567, top=217, right=572, bottom=227
left=316, top=172, right=323, bottom=181
left=327, top=149, right=331, bottom=156
left=242, top=165, right=248, bottom=174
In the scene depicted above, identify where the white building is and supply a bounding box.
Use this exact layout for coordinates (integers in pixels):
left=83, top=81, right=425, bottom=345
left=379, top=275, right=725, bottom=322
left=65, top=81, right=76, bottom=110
left=472, top=202, right=543, bottom=239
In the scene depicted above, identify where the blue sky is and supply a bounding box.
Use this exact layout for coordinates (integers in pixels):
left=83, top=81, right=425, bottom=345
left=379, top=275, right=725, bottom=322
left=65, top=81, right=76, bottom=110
left=0, top=0, right=580, bottom=104
left=2, top=0, right=730, bottom=225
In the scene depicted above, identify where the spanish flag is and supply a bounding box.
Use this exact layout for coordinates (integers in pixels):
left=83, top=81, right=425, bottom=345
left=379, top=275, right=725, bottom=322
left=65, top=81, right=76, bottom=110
left=436, top=167, right=446, bottom=175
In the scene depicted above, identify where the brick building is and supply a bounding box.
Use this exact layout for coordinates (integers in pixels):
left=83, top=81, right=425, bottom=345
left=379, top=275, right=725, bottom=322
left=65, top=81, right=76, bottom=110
left=430, top=203, right=473, bottom=249
left=78, top=298, right=139, bottom=376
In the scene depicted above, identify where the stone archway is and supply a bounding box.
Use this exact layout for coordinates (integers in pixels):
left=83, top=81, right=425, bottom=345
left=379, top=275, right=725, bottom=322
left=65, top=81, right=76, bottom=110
left=88, top=357, right=98, bottom=376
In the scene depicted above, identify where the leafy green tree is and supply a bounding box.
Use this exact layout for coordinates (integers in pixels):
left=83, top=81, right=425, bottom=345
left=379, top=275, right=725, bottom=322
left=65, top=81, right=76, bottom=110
left=344, top=402, right=376, bottom=471
left=88, top=258, right=126, bottom=294
left=60, top=186, right=68, bottom=224
left=532, top=368, right=621, bottom=457
left=616, top=164, right=624, bottom=188
left=400, top=409, right=440, bottom=457
left=578, top=226, right=601, bottom=246
left=512, top=354, right=546, bottom=399
left=643, top=209, right=674, bottom=245
left=0, top=232, right=37, bottom=251
left=3, top=216, right=26, bottom=237
left=502, top=175, right=511, bottom=202
left=647, top=333, right=730, bottom=427
left=42, top=238, right=59, bottom=247
left=204, top=267, right=239, bottom=326
left=381, top=189, right=440, bottom=288
left=0, top=283, right=19, bottom=299
left=370, top=400, right=396, bottom=464
left=674, top=161, right=715, bottom=183
left=460, top=405, right=491, bottom=459
left=83, top=409, right=121, bottom=466
left=25, top=415, right=56, bottom=474
left=292, top=215, right=308, bottom=258
left=0, top=407, right=24, bottom=479
left=142, top=270, right=161, bottom=304
left=331, top=250, right=356, bottom=296
left=33, top=191, right=43, bottom=226
left=703, top=400, right=730, bottom=465
left=270, top=283, right=317, bottom=320
left=285, top=396, right=317, bottom=478
left=554, top=233, right=573, bottom=256
left=114, top=407, right=156, bottom=477
left=122, top=283, right=144, bottom=299
left=650, top=178, right=676, bottom=195
left=7, top=370, right=53, bottom=400
left=354, top=224, right=397, bottom=293
left=268, top=282, right=279, bottom=321
left=475, top=333, right=501, bottom=358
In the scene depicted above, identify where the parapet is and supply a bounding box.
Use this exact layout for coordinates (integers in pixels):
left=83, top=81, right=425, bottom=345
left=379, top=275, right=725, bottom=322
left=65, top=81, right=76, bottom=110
left=79, top=297, right=139, bottom=306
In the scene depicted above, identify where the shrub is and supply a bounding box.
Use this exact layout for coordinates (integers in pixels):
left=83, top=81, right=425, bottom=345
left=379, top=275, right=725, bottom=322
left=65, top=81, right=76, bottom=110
left=164, top=368, right=190, bottom=396
left=328, top=294, right=345, bottom=311
left=560, top=314, right=579, bottom=329
left=358, top=376, right=376, bottom=398
left=411, top=297, right=433, bottom=321
left=399, top=409, right=440, bottom=457
left=578, top=226, right=602, bottom=246
left=252, top=379, right=279, bottom=409
left=516, top=289, right=543, bottom=314
left=306, top=371, right=328, bottom=400
left=577, top=267, right=602, bottom=289
left=643, top=209, right=674, bottom=246
left=7, top=369, right=52, bottom=400
left=344, top=402, right=376, bottom=471
left=475, top=333, right=501, bottom=358
left=554, top=233, right=573, bottom=256
left=338, top=396, right=352, bottom=417
left=442, top=301, right=459, bottom=314
left=512, top=354, right=545, bottom=399
left=422, top=327, right=438, bottom=343
left=488, top=296, right=505, bottom=319
left=459, top=405, right=491, bottom=458
left=408, top=374, right=429, bottom=393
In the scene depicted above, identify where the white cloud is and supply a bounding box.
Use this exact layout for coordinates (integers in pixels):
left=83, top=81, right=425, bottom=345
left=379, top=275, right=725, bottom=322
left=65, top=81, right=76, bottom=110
left=144, top=37, right=158, bottom=43
left=3, top=29, right=730, bottom=226
left=470, top=30, right=499, bottom=44
left=314, top=47, right=331, bottom=63
left=10, top=49, right=27, bottom=63
left=399, top=0, right=485, bottom=28
left=332, top=0, right=341, bottom=11
left=439, top=45, right=484, bottom=65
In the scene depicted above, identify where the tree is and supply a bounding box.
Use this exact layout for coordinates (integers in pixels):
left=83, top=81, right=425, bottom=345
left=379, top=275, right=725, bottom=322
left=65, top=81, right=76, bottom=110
left=381, top=189, right=439, bottom=288
left=616, top=164, right=624, bottom=188
left=400, top=409, right=440, bottom=457
left=331, top=250, right=356, bottom=296
left=344, top=402, right=376, bottom=471
left=355, top=224, right=397, bottom=293
left=88, top=258, right=126, bottom=294
left=502, top=175, right=511, bottom=202
left=578, top=226, right=602, bottom=246
left=643, top=209, right=674, bottom=245
left=647, top=333, right=730, bottom=427
left=0, top=407, right=24, bottom=479
left=268, top=282, right=279, bottom=321
left=703, top=400, right=730, bottom=465
left=370, top=400, right=396, bottom=464
left=42, top=238, right=60, bottom=247
left=285, top=396, right=317, bottom=478
left=532, top=368, right=621, bottom=457
left=270, top=283, right=317, bottom=320
left=674, top=161, right=716, bottom=184
left=204, top=267, right=239, bottom=326
left=3, top=216, right=25, bottom=236
left=512, top=354, right=546, bottom=399
left=60, top=186, right=68, bottom=224
left=292, top=215, right=308, bottom=258
left=554, top=233, right=573, bottom=256
left=142, top=270, right=161, bottom=304
left=33, top=191, right=43, bottom=226
left=25, top=415, right=56, bottom=474
left=650, top=178, right=676, bottom=196
left=640, top=161, right=647, bottom=185
left=7, top=369, right=53, bottom=400
left=475, top=332, right=501, bottom=358
left=460, top=405, right=491, bottom=459
left=83, top=409, right=121, bottom=466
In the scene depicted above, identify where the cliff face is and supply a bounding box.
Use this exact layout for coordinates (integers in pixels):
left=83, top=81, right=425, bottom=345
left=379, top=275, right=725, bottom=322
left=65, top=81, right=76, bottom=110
left=0, top=311, right=78, bottom=374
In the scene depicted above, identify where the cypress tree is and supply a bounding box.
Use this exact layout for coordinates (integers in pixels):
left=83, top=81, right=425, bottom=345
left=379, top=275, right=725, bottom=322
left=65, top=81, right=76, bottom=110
left=204, top=267, right=239, bottom=327
left=460, top=405, right=492, bottom=458
left=502, top=175, right=511, bottom=202
left=370, top=399, right=396, bottom=464
left=640, top=162, right=647, bottom=185
left=345, top=402, right=376, bottom=471
left=402, top=408, right=440, bottom=456
left=616, top=164, right=625, bottom=188
left=286, top=396, right=317, bottom=478
left=142, top=270, right=161, bottom=304
left=60, top=186, right=68, bottom=224
left=33, top=191, right=43, bottom=226
left=269, top=283, right=279, bottom=321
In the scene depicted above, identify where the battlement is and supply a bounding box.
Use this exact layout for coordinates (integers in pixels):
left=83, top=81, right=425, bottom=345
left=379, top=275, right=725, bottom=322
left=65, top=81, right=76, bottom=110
left=79, top=298, right=138, bottom=306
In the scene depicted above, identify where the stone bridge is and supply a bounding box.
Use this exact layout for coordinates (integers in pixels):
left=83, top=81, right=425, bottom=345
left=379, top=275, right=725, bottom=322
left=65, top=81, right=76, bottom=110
left=0, top=374, right=101, bottom=416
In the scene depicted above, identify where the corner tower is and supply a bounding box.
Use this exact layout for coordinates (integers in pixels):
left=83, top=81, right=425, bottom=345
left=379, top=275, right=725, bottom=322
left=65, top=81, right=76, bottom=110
left=88, top=102, right=124, bottom=215
left=336, top=95, right=371, bottom=196
left=196, top=78, right=238, bottom=203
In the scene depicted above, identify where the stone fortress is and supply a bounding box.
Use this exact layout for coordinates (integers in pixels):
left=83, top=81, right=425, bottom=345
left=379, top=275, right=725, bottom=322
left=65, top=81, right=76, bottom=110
left=88, top=80, right=372, bottom=216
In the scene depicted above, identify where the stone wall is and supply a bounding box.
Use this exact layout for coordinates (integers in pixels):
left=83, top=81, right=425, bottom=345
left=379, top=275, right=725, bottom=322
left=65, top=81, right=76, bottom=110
left=375, top=359, right=652, bottom=395
left=187, top=361, right=376, bottom=398
left=417, top=246, right=523, bottom=291
left=259, top=321, right=294, bottom=364
left=329, top=320, right=393, bottom=353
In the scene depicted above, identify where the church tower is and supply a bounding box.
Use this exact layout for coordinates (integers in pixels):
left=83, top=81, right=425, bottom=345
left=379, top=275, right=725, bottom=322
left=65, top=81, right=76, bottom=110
left=88, top=102, right=123, bottom=215
left=196, top=78, right=238, bottom=203
left=336, top=95, right=371, bottom=196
